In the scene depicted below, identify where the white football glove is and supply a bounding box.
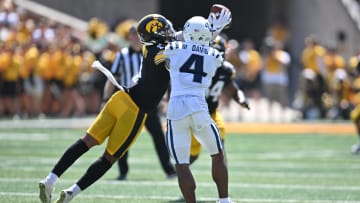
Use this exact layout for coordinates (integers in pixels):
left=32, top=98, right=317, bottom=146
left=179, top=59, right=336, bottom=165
left=238, top=90, right=250, bottom=110
left=208, top=9, right=232, bottom=32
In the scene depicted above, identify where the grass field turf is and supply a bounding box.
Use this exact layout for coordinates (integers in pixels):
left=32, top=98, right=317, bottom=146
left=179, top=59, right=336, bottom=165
left=0, top=124, right=360, bottom=203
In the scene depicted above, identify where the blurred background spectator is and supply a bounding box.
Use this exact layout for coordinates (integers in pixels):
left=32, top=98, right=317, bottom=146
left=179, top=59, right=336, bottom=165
left=261, top=41, right=291, bottom=121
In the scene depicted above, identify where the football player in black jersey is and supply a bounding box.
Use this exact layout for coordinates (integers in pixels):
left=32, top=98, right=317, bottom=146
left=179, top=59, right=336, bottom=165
left=102, top=23, right=176, bottom=181
left=38, top=14, right=176, bottom=203
left=189, top=35, right=250, bottom=164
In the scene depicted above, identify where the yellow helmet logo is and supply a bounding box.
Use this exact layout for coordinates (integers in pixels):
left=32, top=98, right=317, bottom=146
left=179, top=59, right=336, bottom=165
left=145, top=17, right=163, bottom=33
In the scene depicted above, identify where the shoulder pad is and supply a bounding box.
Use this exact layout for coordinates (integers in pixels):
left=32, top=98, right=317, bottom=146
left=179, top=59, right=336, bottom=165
left=223, top=61, right=236, bottom=77
left=154, top=50, right=166, bottom=65
left=223, top=61, right=235, bottom=70
left=167, top=41, right=185, bottom=50
left=209, top=47, right=222, bottom=58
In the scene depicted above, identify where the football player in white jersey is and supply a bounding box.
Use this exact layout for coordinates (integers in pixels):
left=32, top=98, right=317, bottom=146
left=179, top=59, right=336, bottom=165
left=164, top=16, right=233, bottom=203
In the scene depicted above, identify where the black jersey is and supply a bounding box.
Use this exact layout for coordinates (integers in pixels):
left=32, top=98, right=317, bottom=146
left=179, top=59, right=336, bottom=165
left=206, top=61, right=235, bottom=114
left=128, top=44, right=170, bottom=113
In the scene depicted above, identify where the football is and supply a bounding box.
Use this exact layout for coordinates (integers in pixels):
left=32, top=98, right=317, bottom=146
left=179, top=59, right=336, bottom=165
left=210, top=4, right=229, bottom=19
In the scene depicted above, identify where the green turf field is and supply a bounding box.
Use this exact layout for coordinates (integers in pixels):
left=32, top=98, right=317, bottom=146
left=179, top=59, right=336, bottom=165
left=0, top=127, right=360, bottom=203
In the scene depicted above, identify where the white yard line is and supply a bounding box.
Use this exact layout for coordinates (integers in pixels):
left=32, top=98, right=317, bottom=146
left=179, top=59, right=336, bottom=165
left=0, top=117, right=94, bottom=129
left=1, top=156, right=359, bottom=170
left=0, top=165, right=357, bottom=179
left=0, top=133, right=49, bottom=140
left=0, top=178, right=359, bottom=191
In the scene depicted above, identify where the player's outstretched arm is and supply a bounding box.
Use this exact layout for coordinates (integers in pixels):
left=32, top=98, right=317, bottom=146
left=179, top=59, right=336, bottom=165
left=224, top=81, right=250, bottom=110
left=92, top=60, right=124, bottom=91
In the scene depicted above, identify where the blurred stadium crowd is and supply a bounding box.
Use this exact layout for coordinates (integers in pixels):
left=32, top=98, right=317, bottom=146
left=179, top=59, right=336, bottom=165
left=0, top=0, right=359, bottom=121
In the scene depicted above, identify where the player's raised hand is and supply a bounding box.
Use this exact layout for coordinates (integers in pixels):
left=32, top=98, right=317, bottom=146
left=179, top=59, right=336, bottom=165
left=208, top=4, right=232, bottom=32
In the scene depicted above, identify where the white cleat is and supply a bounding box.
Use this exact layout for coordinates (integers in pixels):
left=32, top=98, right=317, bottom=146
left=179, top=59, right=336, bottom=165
left=217, top=198, right=235, bottom=203
left=351, top=144, right=360, bottom=154
left=55, top=190, right=74, bottom=203
left=39, top=180, right=53, bottom=203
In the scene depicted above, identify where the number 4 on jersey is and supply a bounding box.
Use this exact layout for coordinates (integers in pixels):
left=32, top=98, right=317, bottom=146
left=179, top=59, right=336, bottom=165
left=179, top=54, right=207, bottom=83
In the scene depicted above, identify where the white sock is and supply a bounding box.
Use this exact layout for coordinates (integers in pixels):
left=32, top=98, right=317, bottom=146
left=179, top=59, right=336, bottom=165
left=218, top=197, right=232, bottom=203
left=45, top=172, right=58, bottom=187
left=67, top=184, right=81, bottom=197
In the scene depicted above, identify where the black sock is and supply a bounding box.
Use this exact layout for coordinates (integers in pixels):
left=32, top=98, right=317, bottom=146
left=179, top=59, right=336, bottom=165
left=117, top=151, right=129, bottom=175
left=76, top=156, right=112, bottom=190
left=52, top=139, right=89, bottom=177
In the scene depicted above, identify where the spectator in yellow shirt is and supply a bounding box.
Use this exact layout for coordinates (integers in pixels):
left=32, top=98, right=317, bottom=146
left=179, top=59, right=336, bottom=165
left=19, top=43, right=42, bottom=118
left=0, top=44, right=22, bottom=117
left=237, top=39, right=263, bottom=100
left=301, top=35, right=327, bottom=76
left=300, top=35, right=327, bottom=118
left=262, top=42, right=291, bottom=121
left=323, top=45, right=345, bottom=86
left=36, top=45, right=54, bottom=116
left=60, top=45, right=86, bottom=117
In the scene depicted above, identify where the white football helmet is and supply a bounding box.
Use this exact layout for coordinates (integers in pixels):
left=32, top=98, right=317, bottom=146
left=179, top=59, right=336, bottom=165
left=183, top=16, right=212, bottom=46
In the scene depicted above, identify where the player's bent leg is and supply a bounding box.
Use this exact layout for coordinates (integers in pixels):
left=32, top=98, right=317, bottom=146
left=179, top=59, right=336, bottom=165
left=190, top=134, right=202, bottom=165
left=81, top=133, right=100, bottom=147
left=211, top=151, right=229, bottom=199
left=39, top=135, right=96, bottom=203
left=167, top=118, right=196, bottom=201
left=116, top=151, right=129, bottom=180
left=54, top=151, right=115, bottom=202
left=51, top=135, right=97, bottom=178
left=75, top=151, right=116, bottom=191
left=190, top=112, right=228, bottom=199
left=192, top=122, right=223, bottom=159
left=175, top=164, right=196, bottom=203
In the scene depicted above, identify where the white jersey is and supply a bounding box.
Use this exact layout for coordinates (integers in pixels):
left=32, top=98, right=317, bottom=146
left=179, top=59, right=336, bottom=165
left=164, top=41, right=223, bottom=120
left=164, top=41, right=223, bottom=164
left=165, top=41, right=223, bottom=98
